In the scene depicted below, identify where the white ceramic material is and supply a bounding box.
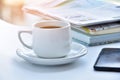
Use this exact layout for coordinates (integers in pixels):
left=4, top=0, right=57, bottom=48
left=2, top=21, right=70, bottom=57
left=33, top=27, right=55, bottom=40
left=18, top=20, right=71, bottom=58
left=16, top=42, right=87, bottom=66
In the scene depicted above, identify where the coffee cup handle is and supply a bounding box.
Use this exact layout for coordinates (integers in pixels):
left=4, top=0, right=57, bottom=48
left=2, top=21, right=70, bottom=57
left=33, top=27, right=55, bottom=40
left=18, top=31, right=32, bottom=49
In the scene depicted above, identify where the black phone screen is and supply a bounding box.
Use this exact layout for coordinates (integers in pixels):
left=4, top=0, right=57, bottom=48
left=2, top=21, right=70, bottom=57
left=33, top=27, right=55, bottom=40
left=94, top=48, right=120, bottom=72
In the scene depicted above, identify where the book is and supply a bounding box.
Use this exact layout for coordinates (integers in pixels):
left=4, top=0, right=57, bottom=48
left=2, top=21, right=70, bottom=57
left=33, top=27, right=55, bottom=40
left=72, top=21, right=120, bottom=35
left=72, top=28, right=120, bottom=46
left=23, top=0, right=120, bottom=26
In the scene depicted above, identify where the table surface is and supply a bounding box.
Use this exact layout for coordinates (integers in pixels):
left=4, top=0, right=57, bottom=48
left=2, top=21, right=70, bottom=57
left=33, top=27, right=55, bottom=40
left=0, top=19, right=120, bottom=80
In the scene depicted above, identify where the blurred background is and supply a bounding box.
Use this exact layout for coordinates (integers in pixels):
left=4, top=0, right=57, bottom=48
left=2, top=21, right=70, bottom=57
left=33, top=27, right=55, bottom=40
left=0, top=0, right=120, bottom=26
left=0, top=0, right=47, bottom=26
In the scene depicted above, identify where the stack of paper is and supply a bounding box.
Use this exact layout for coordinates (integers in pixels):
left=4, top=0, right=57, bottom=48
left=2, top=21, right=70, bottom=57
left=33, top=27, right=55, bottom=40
left=23, top=0, right=120, bottom=46
left=72, top=25, right=120, bottom=46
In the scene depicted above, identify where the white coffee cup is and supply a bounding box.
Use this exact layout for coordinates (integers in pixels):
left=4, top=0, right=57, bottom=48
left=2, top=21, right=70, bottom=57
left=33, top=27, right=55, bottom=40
left=18, top=20, right=72, bottom=58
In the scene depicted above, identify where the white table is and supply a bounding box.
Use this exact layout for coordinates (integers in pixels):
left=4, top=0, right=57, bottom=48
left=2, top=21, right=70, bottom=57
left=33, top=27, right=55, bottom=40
left=0, top=19, right=120, bottom=80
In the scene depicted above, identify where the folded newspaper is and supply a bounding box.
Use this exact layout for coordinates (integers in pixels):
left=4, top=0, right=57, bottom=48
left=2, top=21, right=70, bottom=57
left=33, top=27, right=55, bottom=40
left=72, top=21, right=120, bottom=35
left=23, top=0, right=120, bottom=26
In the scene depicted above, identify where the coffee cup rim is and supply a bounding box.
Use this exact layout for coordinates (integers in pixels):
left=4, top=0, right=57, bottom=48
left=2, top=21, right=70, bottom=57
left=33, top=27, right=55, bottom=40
left=32, top=20, right=70, bottom=30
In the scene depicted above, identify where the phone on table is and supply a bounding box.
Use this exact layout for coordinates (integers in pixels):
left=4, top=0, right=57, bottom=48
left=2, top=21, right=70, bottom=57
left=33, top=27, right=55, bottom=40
left=94, top=48, right=120, bottom=72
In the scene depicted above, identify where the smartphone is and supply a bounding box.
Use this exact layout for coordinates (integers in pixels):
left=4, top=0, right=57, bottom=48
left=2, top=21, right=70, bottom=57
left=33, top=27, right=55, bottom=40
left=94, top=48, right=120, bottom=72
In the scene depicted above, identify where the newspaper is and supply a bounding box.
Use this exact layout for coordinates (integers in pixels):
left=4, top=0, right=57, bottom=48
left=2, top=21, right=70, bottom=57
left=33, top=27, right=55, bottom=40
left=23, top=0, right=120, bottom=26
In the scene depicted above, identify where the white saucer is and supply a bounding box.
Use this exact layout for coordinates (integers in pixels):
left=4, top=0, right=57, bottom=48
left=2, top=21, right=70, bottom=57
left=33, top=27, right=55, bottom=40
left=16, top=42, right=87, bottom=66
